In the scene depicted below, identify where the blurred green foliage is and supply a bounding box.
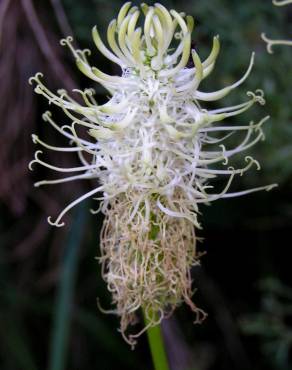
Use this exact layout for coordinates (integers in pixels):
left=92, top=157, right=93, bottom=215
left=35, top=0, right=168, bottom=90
left=241, top=278, right=292, bottom=370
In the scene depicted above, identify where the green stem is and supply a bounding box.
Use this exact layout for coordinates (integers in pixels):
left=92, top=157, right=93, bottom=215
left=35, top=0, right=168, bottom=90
left=143, top=311, right=170, bottom=370
left=48, top=203, right=88, bottom=370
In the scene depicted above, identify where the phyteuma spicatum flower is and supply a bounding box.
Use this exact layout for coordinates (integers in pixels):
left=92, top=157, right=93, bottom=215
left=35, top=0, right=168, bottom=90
left=29, top=2, right=277, bottom=346
left=262, top=0, right=292, bottom=53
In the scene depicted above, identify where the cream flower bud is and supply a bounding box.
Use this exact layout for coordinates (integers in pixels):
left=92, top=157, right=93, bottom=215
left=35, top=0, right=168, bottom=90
left=29, top=2, right=276, bottom=346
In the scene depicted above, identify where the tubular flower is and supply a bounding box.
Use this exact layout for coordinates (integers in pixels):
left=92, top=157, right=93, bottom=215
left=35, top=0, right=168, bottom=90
left=262, top=0, right=292, bottom=53
left=29, top=2, right=277, bottom=346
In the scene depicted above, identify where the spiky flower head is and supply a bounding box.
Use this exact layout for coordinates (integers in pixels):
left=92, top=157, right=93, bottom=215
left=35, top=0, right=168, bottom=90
left=262, top=0, right=292, bottom=52
left=29, top=2, right=276, bottom=346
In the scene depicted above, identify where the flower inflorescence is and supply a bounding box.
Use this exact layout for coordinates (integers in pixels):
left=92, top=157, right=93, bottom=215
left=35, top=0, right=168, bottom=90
left=29, top=2, right=276, bottom=345
left=262, top=0, right=292, bottom=53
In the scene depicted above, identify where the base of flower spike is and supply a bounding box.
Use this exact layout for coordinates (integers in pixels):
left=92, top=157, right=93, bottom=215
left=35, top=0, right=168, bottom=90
left=98, top=192, right=206, bottom=347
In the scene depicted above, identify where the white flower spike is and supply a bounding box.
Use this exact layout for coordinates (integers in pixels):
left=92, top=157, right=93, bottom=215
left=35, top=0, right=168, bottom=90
left=262, top=0, right=292, bottom=53
left=29, top=2, right=277, bottom=346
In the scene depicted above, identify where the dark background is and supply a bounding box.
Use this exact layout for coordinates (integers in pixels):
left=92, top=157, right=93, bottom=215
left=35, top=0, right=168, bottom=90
left=0, top=0, right=292, bottom=369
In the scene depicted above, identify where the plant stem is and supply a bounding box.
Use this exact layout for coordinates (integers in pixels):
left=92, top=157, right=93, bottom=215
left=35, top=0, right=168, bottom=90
left=143, top=311, right=170, bottom=370
left=48, top=202, right=88, bottom=370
